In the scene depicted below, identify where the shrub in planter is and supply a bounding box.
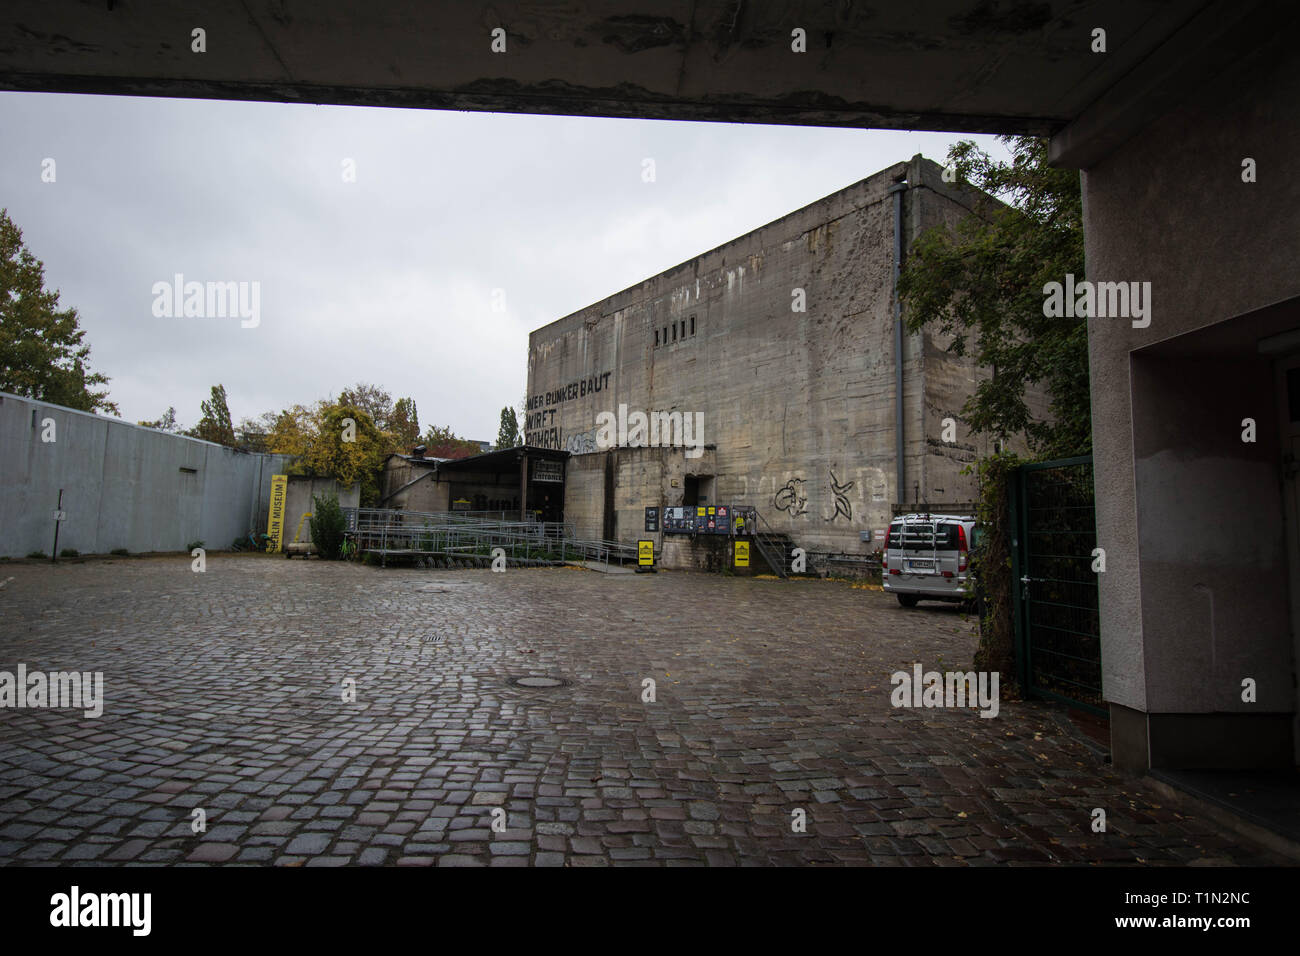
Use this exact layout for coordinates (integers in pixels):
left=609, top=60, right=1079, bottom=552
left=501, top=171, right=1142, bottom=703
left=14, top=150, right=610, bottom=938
left=310, top=493, right=347, bottom=560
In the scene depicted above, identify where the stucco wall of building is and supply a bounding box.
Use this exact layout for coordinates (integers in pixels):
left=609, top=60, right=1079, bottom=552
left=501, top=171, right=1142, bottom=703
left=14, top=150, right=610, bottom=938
left=1081, top=31, right=1300, bottom=765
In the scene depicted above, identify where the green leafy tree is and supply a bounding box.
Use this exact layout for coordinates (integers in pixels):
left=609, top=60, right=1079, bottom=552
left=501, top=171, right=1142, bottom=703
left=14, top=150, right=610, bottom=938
left=496, top=405, right=521, bottom=449
left=389, top=397, right=420, bottom=451
left=260, top=403, right=319, bottom=458
left=0, top=208, right=117, bottom=413
left=139, top=406, right=181, bottom=433
left=302, top=403, right=388, bottom=505
left=900, top=137, right=1088, bottom=683
left=192, top=384, right=237, bottom=446
left=423, top=424, right=481, bottom=459
left=898, top=136, right=1088, bottom=459
left=338, top=382, right=393, bottom=431
left=235, top=410, right=277, bottom=452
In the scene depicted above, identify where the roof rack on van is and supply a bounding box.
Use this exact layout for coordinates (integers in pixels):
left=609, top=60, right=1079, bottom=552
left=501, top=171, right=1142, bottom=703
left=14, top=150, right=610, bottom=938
left=893, top=512, right=974, bottom=524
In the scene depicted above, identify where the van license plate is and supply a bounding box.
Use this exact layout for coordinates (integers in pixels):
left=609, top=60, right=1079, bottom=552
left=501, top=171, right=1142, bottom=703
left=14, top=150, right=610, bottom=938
left=907, top=559, right=935, bottom=572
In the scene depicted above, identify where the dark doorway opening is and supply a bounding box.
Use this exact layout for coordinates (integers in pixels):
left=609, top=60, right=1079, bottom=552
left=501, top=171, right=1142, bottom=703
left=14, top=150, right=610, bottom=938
left=683, top=474, right=699, bottom=507
left=602, top=453, right=616, bottom=541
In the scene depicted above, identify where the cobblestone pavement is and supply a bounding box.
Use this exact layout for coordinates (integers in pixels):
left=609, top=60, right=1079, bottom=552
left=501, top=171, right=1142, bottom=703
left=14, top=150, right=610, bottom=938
left=0, top=555, right=1286, bottom=866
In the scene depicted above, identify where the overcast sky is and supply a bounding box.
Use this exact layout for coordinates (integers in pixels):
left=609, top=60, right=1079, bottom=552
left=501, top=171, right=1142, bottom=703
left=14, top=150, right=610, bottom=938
left=0, top=91, right=1010, bottom=440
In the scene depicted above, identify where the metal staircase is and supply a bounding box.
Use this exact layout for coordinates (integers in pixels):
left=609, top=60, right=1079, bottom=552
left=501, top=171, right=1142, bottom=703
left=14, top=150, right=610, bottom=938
left=750, top=509, right=797, bottom=579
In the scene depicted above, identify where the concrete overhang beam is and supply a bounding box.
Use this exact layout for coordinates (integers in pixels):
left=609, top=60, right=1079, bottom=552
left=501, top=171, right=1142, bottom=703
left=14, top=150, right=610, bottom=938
left=1049, top=0, right=1281, bottom=169
left=0, top=2, right=1220, bottom=139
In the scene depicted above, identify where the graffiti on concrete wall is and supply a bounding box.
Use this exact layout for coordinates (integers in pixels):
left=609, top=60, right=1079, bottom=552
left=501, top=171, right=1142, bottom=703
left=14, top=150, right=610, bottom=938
left=824, top=469, right=854, bottom=522
left=564, top=427, right=598, bottom=455
left=774, top=477, right=808, bottom=517
left=524, top=371, right=612, bottom=448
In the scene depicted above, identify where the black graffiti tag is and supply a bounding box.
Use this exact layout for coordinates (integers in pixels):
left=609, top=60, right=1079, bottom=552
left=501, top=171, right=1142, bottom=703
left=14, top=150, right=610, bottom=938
left=825, top=469, right=854, bottom=522
left=774, top=477, right=808, bottom=517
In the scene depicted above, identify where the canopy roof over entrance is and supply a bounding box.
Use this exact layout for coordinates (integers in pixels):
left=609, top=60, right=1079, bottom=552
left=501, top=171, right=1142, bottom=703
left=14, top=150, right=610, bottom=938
left=435, top=446, right=568, bottom=475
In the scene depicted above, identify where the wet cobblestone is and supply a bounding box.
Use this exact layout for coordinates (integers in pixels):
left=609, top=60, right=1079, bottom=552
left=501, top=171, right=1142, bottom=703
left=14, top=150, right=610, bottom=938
left=0, top=554, right=1285, bottom=866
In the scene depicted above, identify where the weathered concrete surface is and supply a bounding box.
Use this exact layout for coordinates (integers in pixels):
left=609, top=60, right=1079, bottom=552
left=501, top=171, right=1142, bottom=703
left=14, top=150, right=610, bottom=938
left=0, top=2, right=1213, bottom=136
left=380, top=456, right=447, bottom=513
left=0, top=392, right=290, bottom=558
left=527, top=156, right=1044, bottom=557
left=283, top=477, right=360, bottom=546
left=0, top=556, right=1284, bottom=866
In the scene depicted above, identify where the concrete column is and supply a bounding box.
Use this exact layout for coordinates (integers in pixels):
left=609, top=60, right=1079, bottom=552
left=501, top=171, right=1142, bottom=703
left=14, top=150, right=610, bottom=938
left=1073, top=37, right=1300, bottom=770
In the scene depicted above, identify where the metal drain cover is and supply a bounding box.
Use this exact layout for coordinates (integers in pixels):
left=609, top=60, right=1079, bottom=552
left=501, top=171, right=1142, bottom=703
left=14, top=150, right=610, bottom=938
left=510, top=676, right=567, bottom=688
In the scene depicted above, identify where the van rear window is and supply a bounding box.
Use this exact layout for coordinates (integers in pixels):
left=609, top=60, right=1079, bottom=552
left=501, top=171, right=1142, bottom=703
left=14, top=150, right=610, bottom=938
left=891, top=523, right=966, bottom=549
left=897, top=524, right=936, bottom=548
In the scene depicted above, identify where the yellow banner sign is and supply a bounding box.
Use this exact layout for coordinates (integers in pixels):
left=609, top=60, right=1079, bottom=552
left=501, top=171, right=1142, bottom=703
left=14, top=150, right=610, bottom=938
left=734, top=541, right=750, bottom=568
left=638, top=540, right=654, bottom=566
left=267, top=474, right=288, bottom=552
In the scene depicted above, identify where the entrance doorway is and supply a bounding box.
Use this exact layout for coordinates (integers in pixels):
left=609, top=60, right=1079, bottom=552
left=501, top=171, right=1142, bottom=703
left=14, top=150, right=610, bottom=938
left=683, top=474, right=714, bottom=507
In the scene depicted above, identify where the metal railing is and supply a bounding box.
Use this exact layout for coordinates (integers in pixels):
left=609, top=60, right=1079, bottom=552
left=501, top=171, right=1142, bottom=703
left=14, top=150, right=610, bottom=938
left=748, top=507, right=790, bottom=578
left=747, top=508, right=881, bottom=579
left=803, top=550, right=882, bottom=577
left=342, top=508, right=633, bottom=569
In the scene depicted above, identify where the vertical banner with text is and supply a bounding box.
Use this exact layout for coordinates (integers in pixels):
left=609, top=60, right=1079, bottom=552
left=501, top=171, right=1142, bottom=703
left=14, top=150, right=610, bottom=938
left=266, top=474, right=288, bottom=552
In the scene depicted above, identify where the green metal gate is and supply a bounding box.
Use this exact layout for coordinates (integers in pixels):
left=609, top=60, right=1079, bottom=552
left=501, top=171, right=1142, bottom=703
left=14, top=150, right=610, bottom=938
left=1009, top=455, right=1104, bottom=714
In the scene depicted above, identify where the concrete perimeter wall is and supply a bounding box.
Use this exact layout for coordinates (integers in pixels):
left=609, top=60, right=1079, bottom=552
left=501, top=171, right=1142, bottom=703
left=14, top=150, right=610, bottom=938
left=284, top=476, right=361, bottom=545
left=0, top=391, right=291, bottom=557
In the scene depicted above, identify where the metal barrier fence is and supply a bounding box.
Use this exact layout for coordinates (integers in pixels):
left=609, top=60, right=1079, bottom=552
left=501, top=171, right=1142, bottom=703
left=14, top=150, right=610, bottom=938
left=804, top=550, right=883, bottom=577
left=342, top=508, right=635, bottom=569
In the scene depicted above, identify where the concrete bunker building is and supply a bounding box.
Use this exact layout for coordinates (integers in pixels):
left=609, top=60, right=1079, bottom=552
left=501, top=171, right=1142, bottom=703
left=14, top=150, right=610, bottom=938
left=527, top=155, right=1036, bottom=567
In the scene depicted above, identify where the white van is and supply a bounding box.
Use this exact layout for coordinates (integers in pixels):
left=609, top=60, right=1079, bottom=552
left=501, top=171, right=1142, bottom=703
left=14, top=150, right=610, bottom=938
left=882, top=513, right=977, bottom=607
